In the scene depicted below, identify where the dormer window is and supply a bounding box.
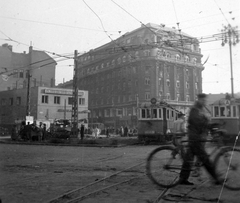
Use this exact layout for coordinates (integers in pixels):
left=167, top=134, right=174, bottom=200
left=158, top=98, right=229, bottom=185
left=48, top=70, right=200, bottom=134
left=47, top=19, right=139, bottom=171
left=184, top=55, right=189, bottom=62
left=122, top=55, right=126, bottom=62
left=175, top=54, right=181, bottom=60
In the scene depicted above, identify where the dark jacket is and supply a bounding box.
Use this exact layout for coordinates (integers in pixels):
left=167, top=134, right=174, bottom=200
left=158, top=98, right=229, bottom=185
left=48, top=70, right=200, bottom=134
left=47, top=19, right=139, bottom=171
left=188, top=103, right=209, bottom=137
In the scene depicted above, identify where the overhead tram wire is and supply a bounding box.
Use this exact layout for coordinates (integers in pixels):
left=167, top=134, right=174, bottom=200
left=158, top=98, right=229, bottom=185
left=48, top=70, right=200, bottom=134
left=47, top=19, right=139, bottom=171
left=213, top=0, right=230, bottom=24
left=0, top=15, right=123, bottom=34
left=110, top=0, right=197, bottom=55
left=166, top=9, right=239, bottom=28
left=0, top=56, right=70, bottom=76
left=82, top=0, right=132, bottom=55
left=0, top=29, right=74, bottom=60
left=171, top=0, right=185, bottom=54
left=111, top=0, right=239, bottom=54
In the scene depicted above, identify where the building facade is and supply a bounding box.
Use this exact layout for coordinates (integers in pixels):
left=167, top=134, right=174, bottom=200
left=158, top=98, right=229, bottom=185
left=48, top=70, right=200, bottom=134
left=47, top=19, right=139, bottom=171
left=0, top=87, right=89, bottom=129
left=59, top=23, right=204, bottom=128
left=0, top=44, right=56, bottom=91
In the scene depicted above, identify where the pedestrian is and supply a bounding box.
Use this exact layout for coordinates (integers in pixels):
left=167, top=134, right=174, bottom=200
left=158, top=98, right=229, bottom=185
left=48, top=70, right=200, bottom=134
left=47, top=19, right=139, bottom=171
left=120, top=126, right=124, bottom=136
left=171, top=113, right=186, bottom=158
left=179, top=93, right=221, bottom=185
left=93, top=126, right=99, bottom=139
left=11, top=124, right=18, bottom=141
left=80, top=124, right=85, bottom=140
left=38, top=123, right=43, bottom=142
left=106, top=127, right=110, bottom=138
left=124, top=126, right=128, bottom=137
left=25, top=122, right=32, bottom=141
left=42, top=123, right=47, bottom=141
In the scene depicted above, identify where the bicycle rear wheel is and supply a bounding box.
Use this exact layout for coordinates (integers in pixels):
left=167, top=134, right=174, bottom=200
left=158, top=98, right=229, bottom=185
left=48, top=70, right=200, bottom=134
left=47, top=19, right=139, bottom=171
left=214, top=147, right=240, bottom=190
left=146, top=146, right=182, bottom=188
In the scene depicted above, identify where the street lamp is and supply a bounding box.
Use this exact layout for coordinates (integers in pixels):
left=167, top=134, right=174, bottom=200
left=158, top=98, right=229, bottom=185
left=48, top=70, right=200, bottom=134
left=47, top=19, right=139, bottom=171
left=221, top=24, right=239, bottom=98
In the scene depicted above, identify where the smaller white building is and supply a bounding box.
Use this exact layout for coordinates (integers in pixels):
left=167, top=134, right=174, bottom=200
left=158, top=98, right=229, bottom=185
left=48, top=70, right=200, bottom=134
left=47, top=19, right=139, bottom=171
left=0, top=86, right=89, bottom=129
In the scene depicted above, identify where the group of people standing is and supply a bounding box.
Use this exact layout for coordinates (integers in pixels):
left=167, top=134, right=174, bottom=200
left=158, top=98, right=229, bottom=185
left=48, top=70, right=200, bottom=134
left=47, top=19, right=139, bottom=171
left=12, top=121, right=47, bottom=141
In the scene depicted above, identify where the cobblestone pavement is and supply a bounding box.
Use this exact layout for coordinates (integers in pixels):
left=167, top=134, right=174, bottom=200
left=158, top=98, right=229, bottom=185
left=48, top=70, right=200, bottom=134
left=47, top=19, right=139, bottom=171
left=0, top=142, right=240, bottom=203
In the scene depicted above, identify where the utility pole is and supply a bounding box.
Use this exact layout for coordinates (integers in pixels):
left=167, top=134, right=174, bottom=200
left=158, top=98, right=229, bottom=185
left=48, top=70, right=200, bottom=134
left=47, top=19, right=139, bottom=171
left=26, top=70, right=31, bottom=116
left=71, top=50, right=79, bottom=137
left=221, top=24, right=239, bottom=98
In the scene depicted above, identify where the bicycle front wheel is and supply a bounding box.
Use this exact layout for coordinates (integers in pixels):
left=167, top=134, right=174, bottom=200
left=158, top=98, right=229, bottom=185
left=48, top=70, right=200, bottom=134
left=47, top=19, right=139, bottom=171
left=146, top=146, right=182, bottom=188
left=214, top=147, right=240, bottom=190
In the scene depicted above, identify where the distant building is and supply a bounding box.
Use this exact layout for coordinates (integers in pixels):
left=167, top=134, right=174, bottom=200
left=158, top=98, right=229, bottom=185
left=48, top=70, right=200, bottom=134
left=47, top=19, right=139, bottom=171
left=0, top=87, right=89, bottom=129
left=0, top=44, right=56, bottom=91
left=58, top=23, right=204, bottom=128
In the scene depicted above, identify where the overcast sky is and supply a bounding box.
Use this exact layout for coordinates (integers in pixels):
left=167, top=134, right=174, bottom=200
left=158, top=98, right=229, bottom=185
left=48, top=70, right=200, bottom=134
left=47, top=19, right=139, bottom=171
left=0, top=0, right=239, bottom=94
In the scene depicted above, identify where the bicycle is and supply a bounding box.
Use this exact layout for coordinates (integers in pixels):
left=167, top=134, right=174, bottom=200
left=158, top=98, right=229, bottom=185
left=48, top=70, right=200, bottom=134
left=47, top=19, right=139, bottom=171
left=146, top=123, right=240, bottom=190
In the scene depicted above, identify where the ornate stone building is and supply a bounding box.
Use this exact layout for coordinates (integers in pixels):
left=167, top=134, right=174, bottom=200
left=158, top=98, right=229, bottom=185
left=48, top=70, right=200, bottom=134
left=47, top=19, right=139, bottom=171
left=59, top=23, right=204, bottom=128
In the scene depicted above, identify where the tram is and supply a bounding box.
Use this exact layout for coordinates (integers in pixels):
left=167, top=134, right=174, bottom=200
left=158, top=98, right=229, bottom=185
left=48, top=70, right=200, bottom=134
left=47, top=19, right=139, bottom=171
left=210, top=97, right=240, bottom=143
left=137, top=98, right=183, bottom=144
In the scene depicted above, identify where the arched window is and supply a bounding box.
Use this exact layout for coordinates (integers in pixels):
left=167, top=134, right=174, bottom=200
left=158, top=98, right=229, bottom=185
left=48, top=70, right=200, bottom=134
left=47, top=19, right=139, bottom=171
left=175, top=54, right=181, bottom=60
left=184, top=55, right=189, bottom=62
left=192, top=58, right=197, bottom=64
left=166, top=53, right=171, bottom=58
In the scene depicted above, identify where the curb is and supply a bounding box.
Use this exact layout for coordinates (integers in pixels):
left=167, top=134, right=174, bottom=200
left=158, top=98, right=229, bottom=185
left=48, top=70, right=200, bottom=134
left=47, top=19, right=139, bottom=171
left=0, top=138, right=138, bottom=148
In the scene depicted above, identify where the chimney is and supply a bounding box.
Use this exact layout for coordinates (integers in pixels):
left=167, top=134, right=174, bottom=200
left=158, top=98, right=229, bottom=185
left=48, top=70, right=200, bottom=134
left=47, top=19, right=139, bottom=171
left=29, top=46, right=33, bottom=53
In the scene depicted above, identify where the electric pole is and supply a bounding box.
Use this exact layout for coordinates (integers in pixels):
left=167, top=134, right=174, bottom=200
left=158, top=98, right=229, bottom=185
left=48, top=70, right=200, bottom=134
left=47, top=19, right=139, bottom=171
left=26, top=70, right=31, bottom=116
left=221, top=24, right=239, bottom=98
left=71, top=50, right=79, bottom=137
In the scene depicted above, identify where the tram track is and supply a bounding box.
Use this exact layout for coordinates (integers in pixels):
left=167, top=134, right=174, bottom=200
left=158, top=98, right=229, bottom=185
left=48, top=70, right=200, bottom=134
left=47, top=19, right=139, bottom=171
left=156, top=179, right=219, bottom=203
left=47, top=161, right=146, bottom=203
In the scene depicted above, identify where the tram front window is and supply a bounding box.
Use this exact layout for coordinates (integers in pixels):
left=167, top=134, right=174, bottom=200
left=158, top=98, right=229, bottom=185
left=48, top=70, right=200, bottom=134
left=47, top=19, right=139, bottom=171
left=220, top=107, right=225, bottom=117
left=214, top=106, right=219, bottom=117
left=147, top=109, right=151, bottom=118
left=226, top=106, right=231, bottom=117
left=152, top=109, right=157, bottom=118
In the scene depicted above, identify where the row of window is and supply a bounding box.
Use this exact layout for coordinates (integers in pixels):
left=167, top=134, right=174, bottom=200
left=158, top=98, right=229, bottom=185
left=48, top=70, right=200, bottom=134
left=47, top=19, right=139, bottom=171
left=91, top=94, right=137, bottom=106
left=139, top=108, right=177, bottom=120
left=0, top=96, right=86, bottom=106
left=213, top=105, right=238, bottom=118
left=90, top=92, right=191, bottom=107
left=80, top=50, right=198, bottom=76
left=92, top=107, right=137, bottom=118
left=41, top=95, right=86, bottom=106
left=85, top=77, right=197, bottom=96
left=0, top=97, right=21, bottom=106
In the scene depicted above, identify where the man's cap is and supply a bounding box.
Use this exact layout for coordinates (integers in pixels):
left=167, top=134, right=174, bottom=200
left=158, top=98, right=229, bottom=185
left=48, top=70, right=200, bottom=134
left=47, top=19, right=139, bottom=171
left=197, top=93, right=207, bottom=99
